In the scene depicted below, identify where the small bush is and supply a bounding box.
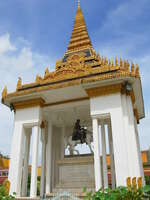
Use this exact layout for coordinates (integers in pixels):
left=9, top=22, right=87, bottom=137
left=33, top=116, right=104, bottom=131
left=0, top=181, right=16, bottom=200
left=84, top=185, right=150, bottom=200
left=145, top=176, right=150, bottom=185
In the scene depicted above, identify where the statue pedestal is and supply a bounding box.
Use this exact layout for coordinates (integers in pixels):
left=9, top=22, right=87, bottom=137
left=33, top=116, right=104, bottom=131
left=53, top=155, right=95, bottom=193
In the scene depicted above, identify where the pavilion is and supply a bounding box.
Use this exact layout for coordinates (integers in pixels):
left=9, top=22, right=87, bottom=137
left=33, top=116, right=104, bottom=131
left=1, top=0, right=145, bottom=198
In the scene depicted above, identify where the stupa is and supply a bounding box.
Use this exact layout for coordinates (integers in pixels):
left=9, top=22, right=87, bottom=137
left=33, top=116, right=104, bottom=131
left=2, top=0, right=145, bottom=198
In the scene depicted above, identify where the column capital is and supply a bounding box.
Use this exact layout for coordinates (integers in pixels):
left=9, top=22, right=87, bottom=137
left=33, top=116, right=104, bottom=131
left=107, top=120, right=112, bottom=127
left=23, top=121, right=41, bottom=129
left=24, top=128, right=32, bottom=137
left=91, top=113, right=110, bottom=121
left=99, top=120, right=105, bottom=126
left=91, top=115, right=98, bottom=120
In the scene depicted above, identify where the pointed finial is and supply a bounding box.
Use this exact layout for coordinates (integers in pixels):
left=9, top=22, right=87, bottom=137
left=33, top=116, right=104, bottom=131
left=131, top=63, right=135, bottom=74
left=36, top=74, right=41, bottom=83
left=17, top=77, right=22, bottom=90
left=112, top=59, right=114, bottom=67
left=132, top=177, right=137, bottom=190
left=101, top=56, right=105, bottom=65
left=97, top=53, right=100, bottom=60
left=137, top=177, right=142, bottom=189
left=78, top=0, right=80, bottom=8
left=126, top=177, right=131, bottom=188
left=120, top=58, right=123, bottom=68
left=136, top=64, right=140, bottom=77
left=124, top=60, right=127, bottom=69
left=124, top=60, right=129, bottom=72
left=126, top=60, right=130, bottom=72
left=104, top=57, right=108, bottom=65
left=115, top=56, right=118, bottom=66
left=2, top=86, right=7, bottom=99
left=109, top=59, right=111, bottom=66
left=44, top=67, right=49, bottom=78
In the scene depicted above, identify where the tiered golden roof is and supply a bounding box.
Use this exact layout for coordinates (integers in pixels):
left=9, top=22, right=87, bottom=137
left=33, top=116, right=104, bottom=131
left=1, top=1, right=141, bottom=101
left=66, top=0, right=93, bottom=54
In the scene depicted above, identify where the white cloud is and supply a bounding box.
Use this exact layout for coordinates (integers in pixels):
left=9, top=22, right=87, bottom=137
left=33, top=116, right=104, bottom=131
left=0, top=32, right=55, bottom=89
left=0, top=33, right=16, bottom=54
left=0, top=47, right=33, bottom=71
left=0, top=33, right=53, bottom=155
left=0, top=34, right=54, bottom=72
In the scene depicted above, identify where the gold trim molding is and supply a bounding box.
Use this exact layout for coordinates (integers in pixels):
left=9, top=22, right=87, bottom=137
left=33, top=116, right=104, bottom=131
left=86, top=84, right=123, bottom=98
left=13, top=98, right=45, bottom=110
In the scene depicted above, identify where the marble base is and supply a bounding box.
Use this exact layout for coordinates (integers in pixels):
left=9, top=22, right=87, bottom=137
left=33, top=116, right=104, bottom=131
left=54, top=155, right=95, bottom=193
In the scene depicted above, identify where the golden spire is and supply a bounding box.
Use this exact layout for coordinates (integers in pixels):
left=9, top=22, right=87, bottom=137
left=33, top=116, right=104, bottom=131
left=66, top=0, right=93, bottom=54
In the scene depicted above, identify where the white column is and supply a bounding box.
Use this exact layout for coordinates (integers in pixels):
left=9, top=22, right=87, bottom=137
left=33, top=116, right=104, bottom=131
left=9, top=122, right=25, bottom=196
left=108, top=122, right=116, bottom=189
left=61, top=126, right=65, bottom=159
left=101, top=123, right=108, bottom=188
left=121, top=94, right=132, bottom=177
left=46, top=121, right=52, bottom=194
left=22, top=130, right=31, bottom=197
left=110, top=96, right=129, bottom=186
left=126, top=95, right=141, bottom=178
left=40, top=123, right=47, bottom=197
left=92, top=118, right=102, bottom=191
left=134, top=118, right=145, bottom=185
left=30, top=126, right=40, bottom=197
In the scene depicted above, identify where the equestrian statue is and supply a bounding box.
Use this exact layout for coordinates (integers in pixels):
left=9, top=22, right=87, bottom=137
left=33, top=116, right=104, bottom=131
left=64, top=119, right=93, bottom=155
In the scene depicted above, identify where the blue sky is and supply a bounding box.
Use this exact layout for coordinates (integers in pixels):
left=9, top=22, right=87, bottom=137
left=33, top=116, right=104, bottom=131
left=0, top=0, right=150, bottom=155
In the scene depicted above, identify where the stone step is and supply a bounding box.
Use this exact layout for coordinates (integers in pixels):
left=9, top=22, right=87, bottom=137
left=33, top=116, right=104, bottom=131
left=16, top=198, right=40, bottom=200
left=15, top=193, right=86, bottom=200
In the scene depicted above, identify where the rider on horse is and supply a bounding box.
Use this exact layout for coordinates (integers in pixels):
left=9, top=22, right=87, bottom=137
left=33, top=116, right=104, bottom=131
left=72, top=119, right=86, bottom=144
